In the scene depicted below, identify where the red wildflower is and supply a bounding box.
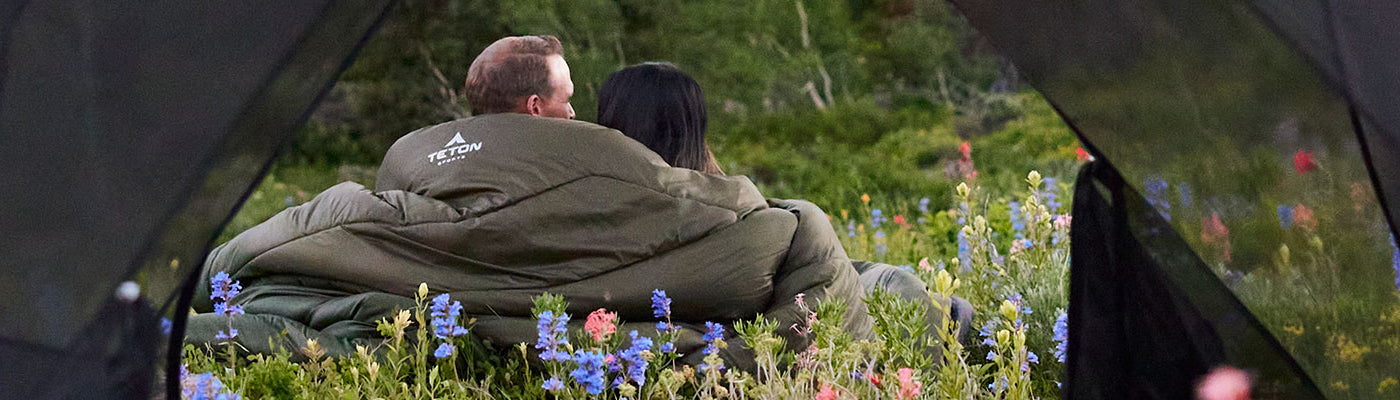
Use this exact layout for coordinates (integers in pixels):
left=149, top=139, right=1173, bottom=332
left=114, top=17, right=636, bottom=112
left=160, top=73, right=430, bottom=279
left=869, top=372, right=882, bottom=388
left=1293, top=150, right=1316, bottom=174
left=584, top=308, right=618, bottom=342
left=897, top=368, right=922, bottom=399
left=1201, top=213, right=1232, bottom=263
left=815, top=383, right=839, bottom=400
left=893, top=215, right=907, bottom=226
left=1075, top=147, right=1091, bottom=161
left=1293, top=204, right=1317, bottom=231
left=959, top=141, right=972, bottom=160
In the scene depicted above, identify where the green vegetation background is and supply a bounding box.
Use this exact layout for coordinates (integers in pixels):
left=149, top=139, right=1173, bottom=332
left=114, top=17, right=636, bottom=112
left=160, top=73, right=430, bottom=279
left=222, top=0, right=1081, bottom=243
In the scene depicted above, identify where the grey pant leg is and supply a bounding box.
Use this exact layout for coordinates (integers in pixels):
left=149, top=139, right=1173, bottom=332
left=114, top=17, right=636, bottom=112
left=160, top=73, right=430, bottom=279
left=853, top=260, right=974, bottom=344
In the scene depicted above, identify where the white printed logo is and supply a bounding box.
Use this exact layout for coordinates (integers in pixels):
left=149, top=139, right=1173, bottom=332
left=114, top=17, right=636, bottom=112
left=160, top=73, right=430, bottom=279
left=428, top=132, right=482, bottom=166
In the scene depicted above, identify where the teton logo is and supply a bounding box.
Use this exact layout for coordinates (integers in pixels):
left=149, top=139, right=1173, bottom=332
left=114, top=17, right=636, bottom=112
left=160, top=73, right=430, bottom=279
left=427, top=132, right=483, bottom=166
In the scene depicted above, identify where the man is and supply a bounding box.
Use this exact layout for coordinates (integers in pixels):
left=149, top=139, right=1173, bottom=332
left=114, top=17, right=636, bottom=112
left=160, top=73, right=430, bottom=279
left=188, top=35, right=880, bottom=371
left=462, top=35, right=575, bottom=119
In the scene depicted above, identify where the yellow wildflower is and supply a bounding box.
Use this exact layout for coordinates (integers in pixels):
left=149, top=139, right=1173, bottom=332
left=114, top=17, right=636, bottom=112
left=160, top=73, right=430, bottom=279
left=1379, top=378, right=1398, bottom=393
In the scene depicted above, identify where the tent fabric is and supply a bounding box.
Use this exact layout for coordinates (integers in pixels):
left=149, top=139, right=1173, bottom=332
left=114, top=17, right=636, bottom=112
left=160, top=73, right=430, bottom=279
left=947, top=0, right=1400, bottom=397
left=0, top=1, right=393, bottom=398
left=1067, top=161, right=1322, bottom=399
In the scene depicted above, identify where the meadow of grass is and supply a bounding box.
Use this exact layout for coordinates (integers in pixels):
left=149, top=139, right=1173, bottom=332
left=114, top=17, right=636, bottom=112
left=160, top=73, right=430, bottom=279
left=186, top=92, right=1086, bottom=399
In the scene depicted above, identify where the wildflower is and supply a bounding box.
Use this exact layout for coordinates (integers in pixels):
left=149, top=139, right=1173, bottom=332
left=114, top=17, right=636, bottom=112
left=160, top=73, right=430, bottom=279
left=209, top=272, right=244, bottom=316
left=1054, top=214, right=1072, bottom=230
left=869, top=372, right=883, bottom=387
left=569, top=350, right=607, bottom=395
left=1053, top=310, right=1069, bottom=363
left=816, top=383, right=839, bottom=400
left=1379, top=377, right=1398, bottom=393
left=846, top=220, right=856, bottom=237
left=161, top=318, right=172, bottom=337
left=616, top=330, right=653, bottom=386
left=210, top=272, right=241, bottom=301
left=535, top=310, right=571, bottom=362
left=585, top=308, right=618, bottom=342
left=918, top=257, right=932, bottom=271
left=893, top=214, right=906, bottom=226
left=979, top=320, right=998, bottom=346
left=214, top=329, right=238, bottom=341
left=181, top=370, right=242, bottom=400
left=874, top=230, right=886, bottom=239
left=861, top=193, right=870, bottom=205
left=651, top=289, right=672, bottom=319
left=1293, top=204, right=1317, bottom=230
left=871, top=209, right=884, bottom=228
left=1277, top=205, right=1294, bottom=228
left=1009, top=201, right=1026, bottom=237
left=918, top=197, right=930, bottom=213
left=986, top=350, right=998, bottom=361
left=1201, top=212, right=1232, bottom=262
left=430, top=294, right=468, bottom=339
left=1294, top=150, right=1317, bottom=174
left=1391, top=237, right=1400, bottom=293
left=897, top=368, right=922, bottom=400
left=541, top=377, right=565, bottom=391
left=434, top=343, right=455, bottom=359
left=960, top=141, right=972, bottom=159
left=1143, top=178, right=1171, bottom=221
left=702, top=321, right=725, bottom=355
left=1027, top=351, right=1040, bottom=364
left=1075, top=147, right=1090, bottom=161
left=957, top=230, right=971, bottom=267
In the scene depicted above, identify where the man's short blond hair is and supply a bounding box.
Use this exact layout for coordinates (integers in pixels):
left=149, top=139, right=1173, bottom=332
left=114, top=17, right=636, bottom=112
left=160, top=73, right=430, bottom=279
left=465, top=35, right=564, bottom=115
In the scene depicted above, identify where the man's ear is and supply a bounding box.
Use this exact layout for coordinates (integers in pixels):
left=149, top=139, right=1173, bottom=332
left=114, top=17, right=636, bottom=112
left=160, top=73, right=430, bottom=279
left=524, top=94, right=543, bottom=116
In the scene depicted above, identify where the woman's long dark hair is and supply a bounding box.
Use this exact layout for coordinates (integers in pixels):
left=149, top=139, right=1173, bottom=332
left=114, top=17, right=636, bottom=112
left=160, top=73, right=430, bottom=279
left=597, top=62, right=719, bottom=174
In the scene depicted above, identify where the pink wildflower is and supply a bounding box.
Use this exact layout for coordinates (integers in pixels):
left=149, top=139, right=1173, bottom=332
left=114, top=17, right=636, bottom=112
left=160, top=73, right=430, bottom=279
left=815, top=383, right=839, bottom=400
left=918, top=257, right=932, bottom=271
left=1201, top=213, right=1232, bottom=263
left=959, top=141, right=972, bottom=159
left=1294, top=150, right=1316, bottom=174
left=1010, top=239, right=1027, bottom=254
left=1055, top=214, right=1073, bottom=230
left=897, top=368, right=922, bottom=399
left=1293, top=204, right=1317, bottom=231
left=893, top=215, right=907, bottom=226
left=584, top=308, right=618, bottom=342
left=794, top=293, right=806, bottom=308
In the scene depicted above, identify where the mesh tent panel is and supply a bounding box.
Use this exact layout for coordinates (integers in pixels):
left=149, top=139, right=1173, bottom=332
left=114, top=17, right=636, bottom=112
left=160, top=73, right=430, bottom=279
left=0, top=0, right=393, bottom=398
left=948, top=0, right=1400, bottom=397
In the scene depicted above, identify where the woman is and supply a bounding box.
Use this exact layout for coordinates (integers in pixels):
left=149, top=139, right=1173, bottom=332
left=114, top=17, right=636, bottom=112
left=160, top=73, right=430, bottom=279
left=597, top=62, right=973, bottom=342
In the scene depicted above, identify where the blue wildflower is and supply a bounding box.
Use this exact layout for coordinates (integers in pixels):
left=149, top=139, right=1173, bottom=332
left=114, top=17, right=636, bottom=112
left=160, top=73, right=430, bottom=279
left=1053, top=310, right=1069, bottom=363
left=874, top=230, right=886, bottom=239
left=541, top=377, right=565, bottom=391
left=535, top=310, right=572, bottom=362
left=871, top=209, right=884, bottom=228
left=214, top=329, right=238, bottom=341
left=209, top=272, right=244, bottom=317
left=1028, top=351, right=1039, bottom=364
left=702, top=321, right=725, bottom=355
left=434, top=343, right=455, bottom=359
left=659, top=342, right=675, bottom=353
left=847, top=220, right=856, bottom=237
left=918, top=197, right=930, bottom=214
left=651, top=289, right=672, bottom=319
left=430, top=293, right=468, bottom=339
left=161, top=318, right=172, bottom=337
left=569, top=350, right=607, bottom=395
left=986, top=350, right=997, bottom=361
left=958, top=202, right=969, bottom=225
left=1391, top=236, right=1400, bottom=293
left=957, top=230, right=971, bottom=268
left=1144, top=177, right=1171, bottom=221
left=979, top=320, right=998, bottom=346
left=617, top=330, right=653, bottom=386
left=1010, top=201, right=1026, bottom=238
left=851, top=370, right=864, bottom=381
left=1278, top=205, right=1295, bottom=228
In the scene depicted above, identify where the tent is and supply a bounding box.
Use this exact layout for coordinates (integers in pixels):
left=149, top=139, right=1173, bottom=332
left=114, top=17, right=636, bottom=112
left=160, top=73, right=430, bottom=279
left=2, top=0, right=1398, bottom=399
left=947, top=0, right=1400, bottom=398
left=0, top=1, right=393, bottom=398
